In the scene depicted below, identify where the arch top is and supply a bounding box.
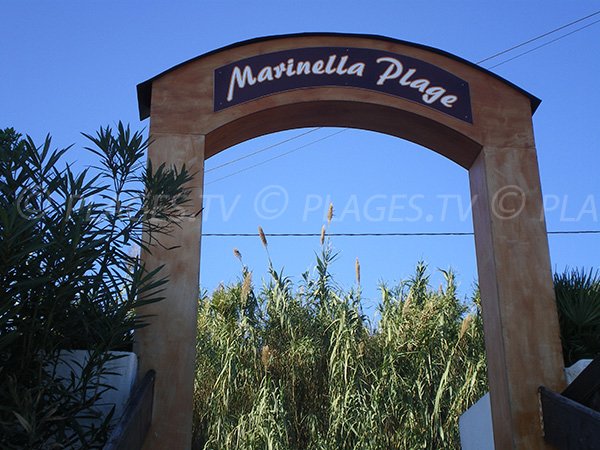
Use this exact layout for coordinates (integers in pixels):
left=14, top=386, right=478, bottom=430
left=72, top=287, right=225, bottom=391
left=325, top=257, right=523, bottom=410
left=137, top=32, right=540, bottom=121
left=137, top=32, right=543, bottom=168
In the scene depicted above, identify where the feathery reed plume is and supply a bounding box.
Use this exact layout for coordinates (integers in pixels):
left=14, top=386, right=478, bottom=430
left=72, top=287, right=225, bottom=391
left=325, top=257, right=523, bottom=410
left=233, top=247, right=242, bottom=262
left=261, top=344, right=273, bottom=370
left=402, top=295, right=412, bottom=314
left=459, top=314, right=473, bottom=340
left=320, top=225, right=326, bottom=246
left=355, top=257, right=361, bottom=285
left=327, top=203, right=334, bottom=225
left=258, top=226, right=268, bottom=248
left=241, top=270, right=252, bottom=302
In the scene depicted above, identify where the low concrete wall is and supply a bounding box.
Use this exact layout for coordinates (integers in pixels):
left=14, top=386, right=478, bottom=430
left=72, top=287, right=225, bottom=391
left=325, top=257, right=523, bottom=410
left=53, top=350, right=138, bottom=426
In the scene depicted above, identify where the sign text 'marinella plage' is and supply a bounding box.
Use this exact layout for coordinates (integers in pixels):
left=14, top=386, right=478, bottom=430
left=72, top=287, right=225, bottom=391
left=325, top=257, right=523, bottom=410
left=214, top=47, right=472, bottom=123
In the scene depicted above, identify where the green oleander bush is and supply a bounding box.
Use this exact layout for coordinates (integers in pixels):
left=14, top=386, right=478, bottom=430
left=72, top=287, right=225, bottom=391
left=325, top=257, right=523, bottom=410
left=0, top=125, right=191, bottom=449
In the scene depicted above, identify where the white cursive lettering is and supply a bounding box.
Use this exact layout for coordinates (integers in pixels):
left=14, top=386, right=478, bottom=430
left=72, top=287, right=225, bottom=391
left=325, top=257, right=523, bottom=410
left=224, top=53, right=461, bottom=111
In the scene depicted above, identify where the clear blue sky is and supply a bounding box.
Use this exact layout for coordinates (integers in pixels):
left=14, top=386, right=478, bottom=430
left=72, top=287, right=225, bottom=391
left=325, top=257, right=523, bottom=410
left=2, top=1, right=599, bottom=314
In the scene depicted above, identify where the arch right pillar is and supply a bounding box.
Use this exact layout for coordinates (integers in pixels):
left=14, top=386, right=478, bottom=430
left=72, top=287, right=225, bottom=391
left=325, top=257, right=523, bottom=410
left=470, top=130, right=565, bottom=448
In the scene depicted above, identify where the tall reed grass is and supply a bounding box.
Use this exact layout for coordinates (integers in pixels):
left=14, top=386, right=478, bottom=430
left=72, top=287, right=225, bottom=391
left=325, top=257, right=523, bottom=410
left=193, top=235, right=487, bottom=449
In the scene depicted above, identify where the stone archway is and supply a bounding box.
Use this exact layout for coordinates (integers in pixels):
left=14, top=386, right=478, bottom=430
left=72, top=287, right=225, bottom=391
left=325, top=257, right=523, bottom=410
left=135, top=33, right=565, bottom=449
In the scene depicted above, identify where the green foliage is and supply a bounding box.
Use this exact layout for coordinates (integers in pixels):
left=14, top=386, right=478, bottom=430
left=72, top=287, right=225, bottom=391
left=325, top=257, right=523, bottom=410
left=0, top=125, right=191, bottom=448
left=554, top=268, right=600, bottom=365
left=2, top=124, right=595, bottom=448
left=194, top=240, right=597, bottom=449
left=193, top=245, right=488, bottom=450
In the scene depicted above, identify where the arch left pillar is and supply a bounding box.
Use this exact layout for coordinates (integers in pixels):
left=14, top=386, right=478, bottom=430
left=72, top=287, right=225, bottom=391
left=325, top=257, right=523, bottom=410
left=135, top=132, right=205, bottom=450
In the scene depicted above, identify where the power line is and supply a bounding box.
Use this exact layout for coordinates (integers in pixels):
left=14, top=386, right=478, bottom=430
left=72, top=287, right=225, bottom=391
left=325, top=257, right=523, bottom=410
left=205, top=127, right=322, bottom=173
left=548, top=230, right=600, bottom=235
left=487, top=18, right=600, bottom=69
left=476, top=9, right=600, bottom=64
left=205, top=129, right=346, bottom=185
left=201, top=230, right=600, bottom=237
